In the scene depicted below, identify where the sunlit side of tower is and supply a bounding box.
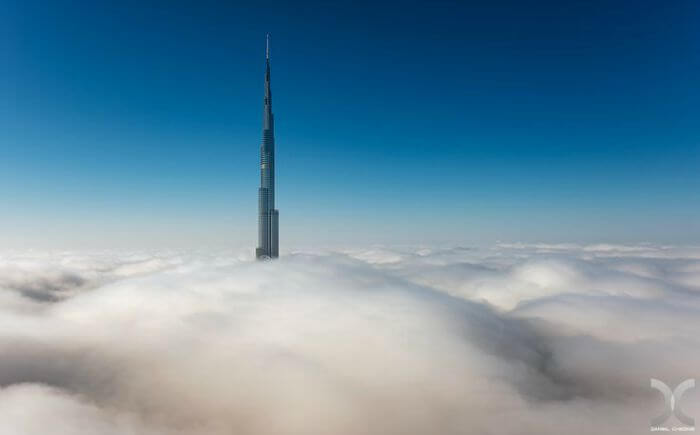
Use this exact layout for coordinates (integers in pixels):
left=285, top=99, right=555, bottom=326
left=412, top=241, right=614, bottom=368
left=256, top=34, right=279, bottom=259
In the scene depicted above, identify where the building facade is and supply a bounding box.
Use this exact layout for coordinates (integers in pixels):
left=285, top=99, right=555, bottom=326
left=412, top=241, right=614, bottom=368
left=256, top=35, right=279, bottom=259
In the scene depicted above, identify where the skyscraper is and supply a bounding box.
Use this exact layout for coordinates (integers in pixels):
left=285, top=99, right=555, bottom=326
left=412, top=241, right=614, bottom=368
left=256, top=34, right=279, bottom=259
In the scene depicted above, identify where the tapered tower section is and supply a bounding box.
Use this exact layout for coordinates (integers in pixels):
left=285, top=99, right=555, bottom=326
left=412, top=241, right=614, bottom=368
left=256, top=34, right=279, bottom=259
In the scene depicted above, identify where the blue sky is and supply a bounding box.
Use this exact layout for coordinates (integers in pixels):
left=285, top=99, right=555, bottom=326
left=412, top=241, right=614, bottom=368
left=2, top=0, right=699, bottom=248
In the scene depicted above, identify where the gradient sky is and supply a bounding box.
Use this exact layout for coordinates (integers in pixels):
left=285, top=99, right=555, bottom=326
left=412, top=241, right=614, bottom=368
left=2, top=0, right=699, bottom=249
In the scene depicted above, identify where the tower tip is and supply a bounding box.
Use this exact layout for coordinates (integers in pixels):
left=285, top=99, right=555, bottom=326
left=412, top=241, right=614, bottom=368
left=266, top=33, right=270, bottom=60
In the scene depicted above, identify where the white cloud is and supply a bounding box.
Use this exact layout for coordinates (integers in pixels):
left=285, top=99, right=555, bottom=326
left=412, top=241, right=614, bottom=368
left=0, top=244, right=698, bottom=434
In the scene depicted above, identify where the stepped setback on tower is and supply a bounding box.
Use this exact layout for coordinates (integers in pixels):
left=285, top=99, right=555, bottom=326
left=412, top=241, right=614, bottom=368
left=256, top=34, right=279, bottom=259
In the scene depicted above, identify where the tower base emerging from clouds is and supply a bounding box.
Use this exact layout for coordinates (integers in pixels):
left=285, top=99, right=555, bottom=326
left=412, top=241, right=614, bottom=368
left=256, top=207, right=278, bottom=259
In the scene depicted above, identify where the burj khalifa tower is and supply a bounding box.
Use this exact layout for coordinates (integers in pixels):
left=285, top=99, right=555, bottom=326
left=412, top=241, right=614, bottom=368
left=256, top=34, right=279, bottom=259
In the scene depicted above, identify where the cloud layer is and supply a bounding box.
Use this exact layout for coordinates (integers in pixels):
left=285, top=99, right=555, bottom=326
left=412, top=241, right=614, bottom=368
left=0, top=244, right=698, bottom=434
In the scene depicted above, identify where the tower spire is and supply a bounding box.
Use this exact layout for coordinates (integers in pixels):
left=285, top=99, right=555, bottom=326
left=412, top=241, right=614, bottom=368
left=266, top=33, right=270, bottom=60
